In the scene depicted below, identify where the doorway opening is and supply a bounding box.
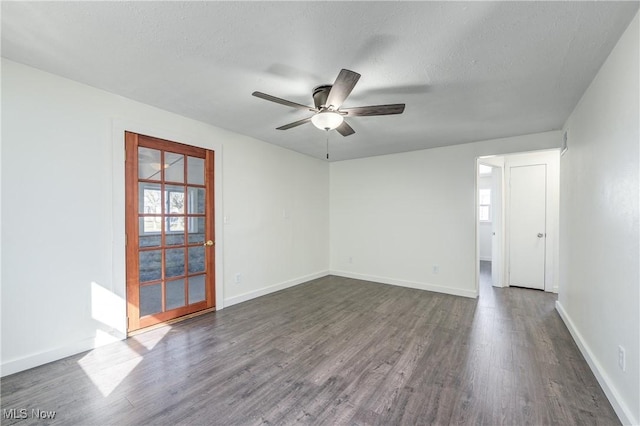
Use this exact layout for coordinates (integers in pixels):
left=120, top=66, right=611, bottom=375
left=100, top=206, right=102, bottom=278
left=475, top=149, right=560, bottom=297
left=476, top=159, right=504, bottom=299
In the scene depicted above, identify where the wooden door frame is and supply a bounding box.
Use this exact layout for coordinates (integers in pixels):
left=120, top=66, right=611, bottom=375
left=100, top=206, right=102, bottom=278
left=110, top=120, right=224, bottom=339
left=124, top=130, right=218, bottom=333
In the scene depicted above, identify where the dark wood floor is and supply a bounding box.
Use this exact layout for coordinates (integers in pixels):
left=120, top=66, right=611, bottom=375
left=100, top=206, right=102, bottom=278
left=2, top=267, right=619, bottom=425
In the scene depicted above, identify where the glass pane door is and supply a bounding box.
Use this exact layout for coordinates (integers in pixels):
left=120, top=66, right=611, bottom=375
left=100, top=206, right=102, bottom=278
left=126, top=132, right=214, bottom=332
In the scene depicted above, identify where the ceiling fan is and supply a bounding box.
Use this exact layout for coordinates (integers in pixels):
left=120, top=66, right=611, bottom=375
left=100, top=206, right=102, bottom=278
left=252, top=69, right=405, bottom=136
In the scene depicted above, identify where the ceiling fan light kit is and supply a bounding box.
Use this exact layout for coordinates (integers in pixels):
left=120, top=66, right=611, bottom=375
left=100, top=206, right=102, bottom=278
left=311, top=111, right=344, bottom=130
left=252, top=68, right=405, bottom=137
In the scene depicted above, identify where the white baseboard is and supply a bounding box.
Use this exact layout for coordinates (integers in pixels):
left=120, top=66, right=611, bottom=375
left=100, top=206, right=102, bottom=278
left=224, top=270, right=330, bottom=307
left=1, top=330, right=125, bottom=377
left=555, top=301, right=636, bottom=426
left=330, top=270, right=477, bottom=299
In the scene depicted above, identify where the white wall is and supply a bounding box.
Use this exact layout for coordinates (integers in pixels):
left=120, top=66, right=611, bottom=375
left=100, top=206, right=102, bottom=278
left=330, top=131, right=561, bottom=298
left=222, top=136, right=330, bottom=305
left=1, top=59, right=329, bottom=375
left=557, top=13, right=639, bottom=425
left=478, top=174, right=492, bottom=261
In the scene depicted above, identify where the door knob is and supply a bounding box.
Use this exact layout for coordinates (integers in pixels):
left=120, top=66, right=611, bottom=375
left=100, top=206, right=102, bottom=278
left=537, top=233, right=544, bottom=238
left=204, top=240, right=215, bottom=247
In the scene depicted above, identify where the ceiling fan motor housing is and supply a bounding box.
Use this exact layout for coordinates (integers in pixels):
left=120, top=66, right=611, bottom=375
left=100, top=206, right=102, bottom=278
left=312, top=85, right=332, bottom=110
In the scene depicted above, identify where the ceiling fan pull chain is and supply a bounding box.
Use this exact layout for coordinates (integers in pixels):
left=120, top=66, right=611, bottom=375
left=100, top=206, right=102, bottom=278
left=326, top=130, right=330, bottom=160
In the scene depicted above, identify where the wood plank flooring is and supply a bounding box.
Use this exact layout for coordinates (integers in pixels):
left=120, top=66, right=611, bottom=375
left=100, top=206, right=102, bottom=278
left=1, top=270, right=619, bottom=425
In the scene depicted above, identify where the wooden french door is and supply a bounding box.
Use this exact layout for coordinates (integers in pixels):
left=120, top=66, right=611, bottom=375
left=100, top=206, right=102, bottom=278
left=125, top=132, right=215, bottom=332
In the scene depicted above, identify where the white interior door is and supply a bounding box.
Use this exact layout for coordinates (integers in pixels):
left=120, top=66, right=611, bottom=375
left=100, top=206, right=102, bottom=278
left=508, top=164, right=546, bottom=290
left=491, top=166, right=503, bottom=287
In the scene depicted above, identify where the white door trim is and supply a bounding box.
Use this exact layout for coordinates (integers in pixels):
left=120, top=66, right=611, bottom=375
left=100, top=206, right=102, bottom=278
left=111, top=118, right=226, bottom=333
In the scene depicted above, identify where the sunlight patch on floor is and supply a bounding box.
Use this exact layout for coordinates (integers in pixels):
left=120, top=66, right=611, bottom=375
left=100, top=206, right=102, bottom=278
left=130, top=325, right=172, bottom=351
left=78, top=342, right=142, bottom=397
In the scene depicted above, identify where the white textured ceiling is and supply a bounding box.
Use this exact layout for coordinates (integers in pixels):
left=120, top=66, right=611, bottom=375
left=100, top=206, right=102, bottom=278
left=2, top=1, right=638, bottom=161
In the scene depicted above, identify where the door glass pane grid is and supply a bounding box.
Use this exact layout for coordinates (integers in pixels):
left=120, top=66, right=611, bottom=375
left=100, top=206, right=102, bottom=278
left=136, top=143, right=211, bottom=320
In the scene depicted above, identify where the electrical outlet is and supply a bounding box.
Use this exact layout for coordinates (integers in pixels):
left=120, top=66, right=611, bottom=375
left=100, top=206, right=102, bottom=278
left=618, top=345, right=626, bottom=371
left=234, top=273, right=241, bottom=284
left=348, top=256, right=353, bottom=264
left=432, top=265, right=439, bottom=274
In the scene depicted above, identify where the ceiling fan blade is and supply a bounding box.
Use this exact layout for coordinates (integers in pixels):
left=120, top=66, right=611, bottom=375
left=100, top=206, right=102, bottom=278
left=276, top=116, right=313, bottom=130
left=341, top=104, right=405, bottom=117
left=325, top=69, right=361, bottom=110
left=336, top=120, right=355, bottom=137
left=252, top=91, right=315, bottom=111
